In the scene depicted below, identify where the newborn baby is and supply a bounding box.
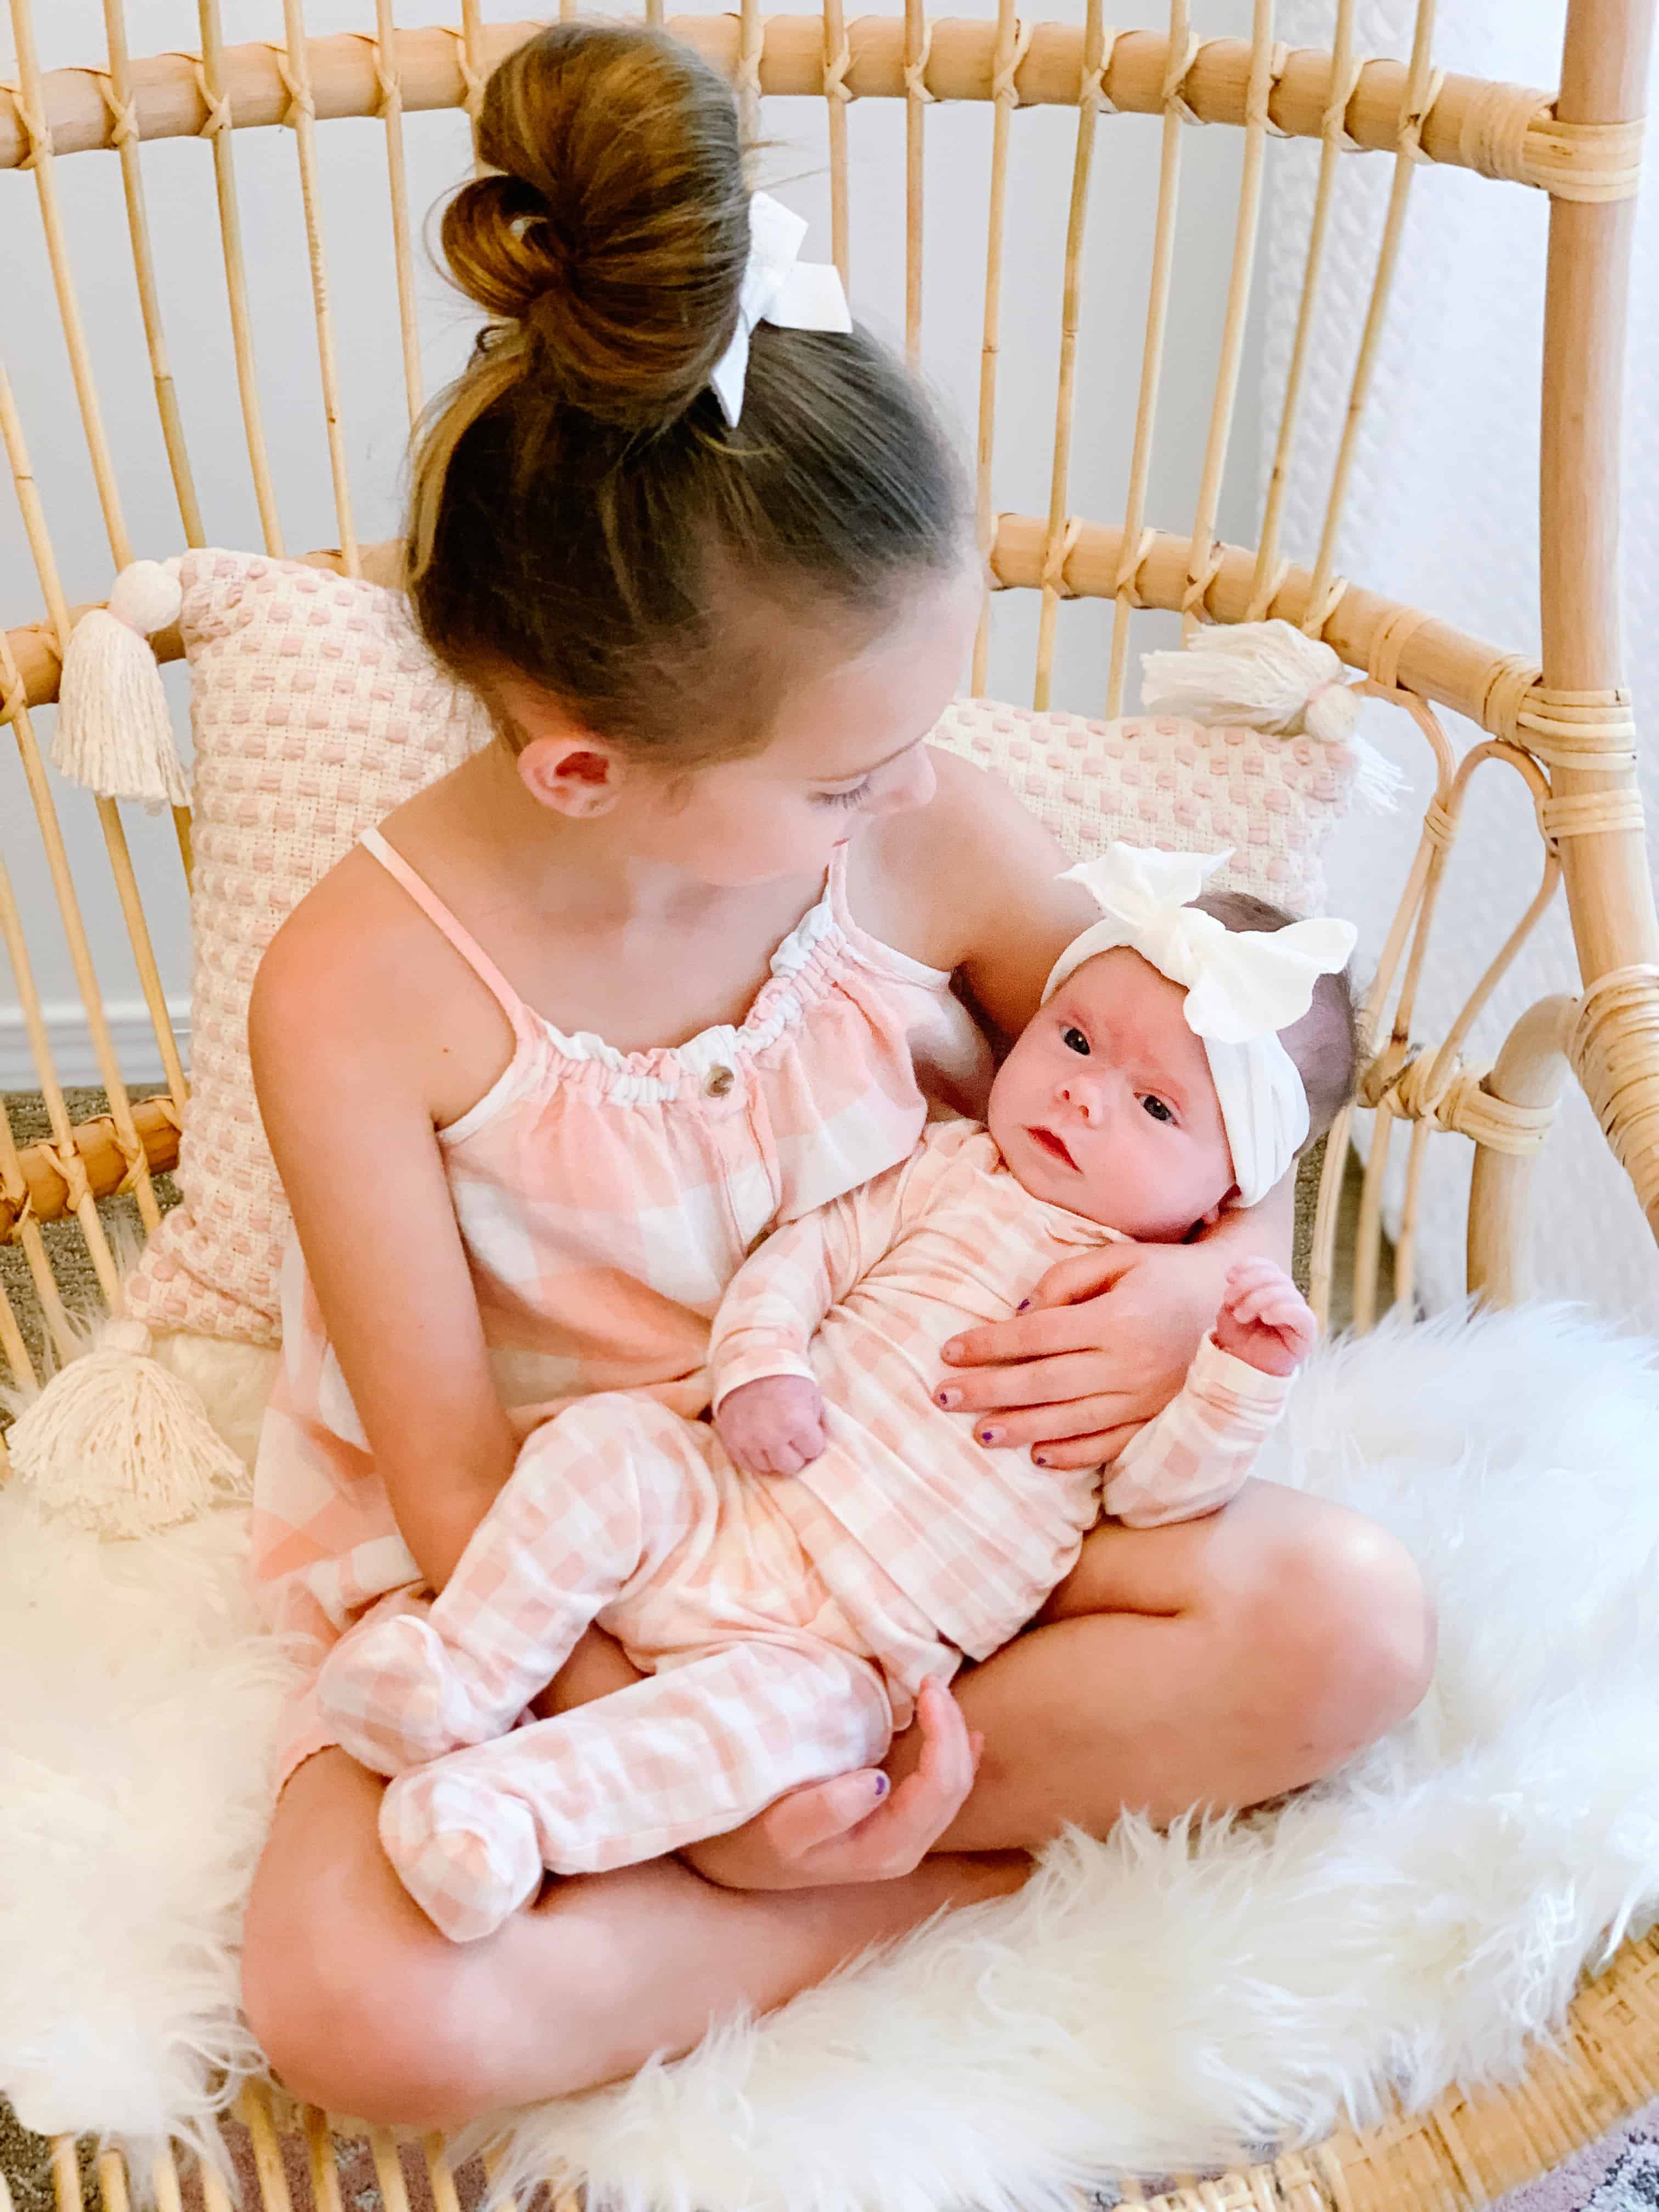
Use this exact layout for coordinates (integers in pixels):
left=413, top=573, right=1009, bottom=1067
left=320, top=846, right=1358, bottom=1941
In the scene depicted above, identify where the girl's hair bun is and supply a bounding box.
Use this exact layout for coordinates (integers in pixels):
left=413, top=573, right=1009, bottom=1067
left=409, top=21, right=970, bottom=768
left=441, top=22, right=751, bottom=428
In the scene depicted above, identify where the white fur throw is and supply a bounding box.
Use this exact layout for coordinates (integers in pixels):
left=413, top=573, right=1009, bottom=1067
left=3, top=1303, right=1658, bottom=2209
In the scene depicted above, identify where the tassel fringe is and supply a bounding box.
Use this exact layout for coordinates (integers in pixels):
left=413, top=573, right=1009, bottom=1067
left=53, top=559, right=189, bottom=811
left=1141, top=618, right=1405, bottom=813
left=7, top=1319, right=246, bottom=1539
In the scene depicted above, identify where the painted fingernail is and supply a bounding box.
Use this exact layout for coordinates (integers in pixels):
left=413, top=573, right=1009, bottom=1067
left=1032, top=1453, right=1049, bottom=1466
left=979, top=1425, right=1002, bottom=1445
left=936, top=1387, right=961, bottom=1408
left=1017, top=1299, right=1030, bottom=1313
left=872, top=1771, right=890, bottom=1798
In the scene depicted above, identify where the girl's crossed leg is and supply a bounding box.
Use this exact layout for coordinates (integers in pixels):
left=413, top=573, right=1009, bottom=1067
left=241, top=1480, right=1432, bottom=2127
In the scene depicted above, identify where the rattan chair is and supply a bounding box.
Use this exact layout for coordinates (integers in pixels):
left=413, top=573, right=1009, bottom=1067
left=2, top=1, right=1658, bottom=2206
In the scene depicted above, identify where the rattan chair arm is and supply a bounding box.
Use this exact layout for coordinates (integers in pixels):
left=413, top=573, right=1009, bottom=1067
left=1571, top=964, right=1659, bottom=1233
left=0, top=1093, right=181, bottom=1243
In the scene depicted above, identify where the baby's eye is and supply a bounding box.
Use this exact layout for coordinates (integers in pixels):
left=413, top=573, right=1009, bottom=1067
left=1062, top=1026, right=1090, bottom=1056
left=1140, top=1094, right=1175, bottom=1125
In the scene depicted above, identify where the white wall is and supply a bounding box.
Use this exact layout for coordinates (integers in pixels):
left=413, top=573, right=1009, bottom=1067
left=1, top=0, right=1263, bottom=1084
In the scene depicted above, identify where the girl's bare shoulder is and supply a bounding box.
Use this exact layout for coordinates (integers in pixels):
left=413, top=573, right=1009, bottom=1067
left=855, top=746, right=1073, bottom=970
left=249, top=843, right=512, bottom=1128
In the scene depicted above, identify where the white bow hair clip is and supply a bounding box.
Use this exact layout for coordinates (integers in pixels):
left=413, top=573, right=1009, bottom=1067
left=1045, top=846, right=1358, bottom=1043
left=1042, top=845, right=1358, bottom=1207
left=708, top=192, right=853, bottom=427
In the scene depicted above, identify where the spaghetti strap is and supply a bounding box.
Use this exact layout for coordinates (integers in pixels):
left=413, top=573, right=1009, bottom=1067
left=825, top=839, right=953, bottom=986
left=360, top=826, right=533, bottom=1032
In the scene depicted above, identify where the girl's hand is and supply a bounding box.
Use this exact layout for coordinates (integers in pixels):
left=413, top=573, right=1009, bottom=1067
left=714, top=1374, right=827, bottom=1475
left=679, top=1678, right=983, bottom=1889
left=936, top=1240, right=1235, bottom=1469
left=1213, top=1259, right=1317, bottom=1377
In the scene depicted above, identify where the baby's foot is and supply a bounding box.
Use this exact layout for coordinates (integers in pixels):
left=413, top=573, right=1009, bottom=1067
left=379, top=1763, right=544, bottom=1944
left=317, top=1612, right=500, bottom=1776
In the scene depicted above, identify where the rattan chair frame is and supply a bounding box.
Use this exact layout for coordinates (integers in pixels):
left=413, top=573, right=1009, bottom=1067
left=2, top=1, right=1657, bottom=2202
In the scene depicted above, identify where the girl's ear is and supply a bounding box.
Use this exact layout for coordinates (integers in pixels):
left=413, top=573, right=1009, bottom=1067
left=518, top=735, right=629, bottom=820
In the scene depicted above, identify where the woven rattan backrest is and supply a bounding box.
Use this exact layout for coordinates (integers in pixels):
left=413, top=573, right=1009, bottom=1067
left=1, top=1, right=1655, bottom=1410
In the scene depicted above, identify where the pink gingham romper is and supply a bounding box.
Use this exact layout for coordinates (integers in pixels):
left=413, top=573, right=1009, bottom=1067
left=319, top=1120, right=1290, bottom=1943
left=250, top=826, right=994, bottom=1793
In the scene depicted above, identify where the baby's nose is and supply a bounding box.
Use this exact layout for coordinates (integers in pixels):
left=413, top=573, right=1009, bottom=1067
left=1058, top=1076, right=1103, bottom=1123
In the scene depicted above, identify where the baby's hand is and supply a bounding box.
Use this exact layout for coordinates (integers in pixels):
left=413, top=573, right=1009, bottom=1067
left=1212, top=1259, right=1317, bottom=1378
left=715, top=1375, right=827, bottom=1475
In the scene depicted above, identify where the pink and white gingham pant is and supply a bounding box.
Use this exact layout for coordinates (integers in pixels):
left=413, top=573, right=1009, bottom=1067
left=319, top=1393, right=949, bottom=1942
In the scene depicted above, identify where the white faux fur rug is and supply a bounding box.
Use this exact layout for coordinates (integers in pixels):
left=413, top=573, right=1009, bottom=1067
left=4, top=1304, right=1659, bottom=2212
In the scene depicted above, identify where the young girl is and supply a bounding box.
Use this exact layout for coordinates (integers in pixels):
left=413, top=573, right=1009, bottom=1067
left=241, top=21, right=1434, bottom=2128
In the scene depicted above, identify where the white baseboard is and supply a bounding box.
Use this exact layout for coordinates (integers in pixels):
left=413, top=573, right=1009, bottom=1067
left=0, top=998, right=190, bottom=1093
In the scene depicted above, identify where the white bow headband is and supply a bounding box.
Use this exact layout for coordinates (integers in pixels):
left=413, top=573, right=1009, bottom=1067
left=708, top=192, right=853, bottom=426
left=1042, top=845, right=1357, bottom=1206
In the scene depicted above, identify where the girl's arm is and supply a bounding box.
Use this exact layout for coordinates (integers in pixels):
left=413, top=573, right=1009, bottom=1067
left=862, top=753, right=1296, bottom=1466
left=250, top=863, right=521, bottom=1592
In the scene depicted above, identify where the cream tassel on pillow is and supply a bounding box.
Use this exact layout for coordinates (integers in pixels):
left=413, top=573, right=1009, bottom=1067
left=6, top=1318, right=247, bottom=1538
left=1141, top=618, right=1406, bottom=811
left=53, top=558, right=189, bottom=811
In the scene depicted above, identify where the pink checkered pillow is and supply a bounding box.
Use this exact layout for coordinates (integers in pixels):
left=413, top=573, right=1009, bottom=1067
left=928, top=697, right=1361, bottom=915
left=125, top=551, right=493, bottom=1346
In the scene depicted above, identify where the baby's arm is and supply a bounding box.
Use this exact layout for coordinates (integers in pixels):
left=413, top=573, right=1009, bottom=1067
left=710, top=1150, right=922, bottom=1475
left=1100, top=1261, right=1316, bottom=1528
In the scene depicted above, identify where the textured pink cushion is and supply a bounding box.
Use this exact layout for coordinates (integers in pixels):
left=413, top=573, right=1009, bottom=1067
left=127, top=558, right=1358, bottom=1348
left=125, top=551, right=493, bottom=1347
left=927, top=697, right=1358, bottom=916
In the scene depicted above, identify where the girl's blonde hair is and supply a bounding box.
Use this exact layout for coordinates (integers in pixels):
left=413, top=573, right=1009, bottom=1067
left=407, top=22, right=971, bottom=762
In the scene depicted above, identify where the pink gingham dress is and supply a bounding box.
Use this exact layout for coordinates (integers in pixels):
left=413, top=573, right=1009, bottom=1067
left=251, top=827, right=993, bottom=1791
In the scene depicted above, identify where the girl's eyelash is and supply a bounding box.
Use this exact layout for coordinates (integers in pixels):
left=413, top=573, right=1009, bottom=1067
left=814, top=780, right=872, bottom=810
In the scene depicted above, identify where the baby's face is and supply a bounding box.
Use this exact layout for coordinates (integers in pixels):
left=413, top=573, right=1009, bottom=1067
left=986, top=949, right=1236, bottom=1240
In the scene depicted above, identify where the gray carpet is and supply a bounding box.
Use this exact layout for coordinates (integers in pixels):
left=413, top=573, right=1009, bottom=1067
left=0, top=2103, right=69, bottom=2212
